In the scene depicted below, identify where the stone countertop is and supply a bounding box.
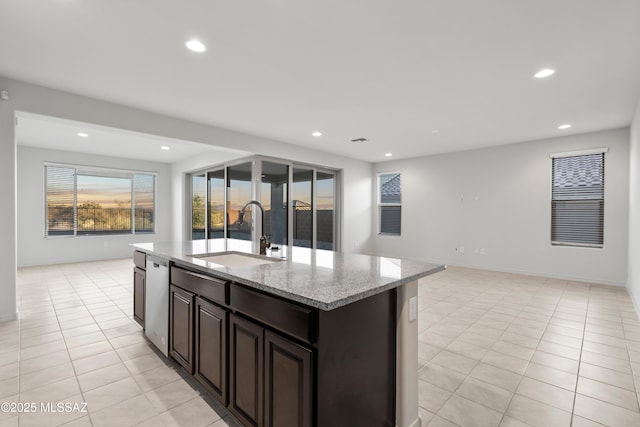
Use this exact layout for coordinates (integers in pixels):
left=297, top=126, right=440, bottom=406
left=132, top=239, right=445, bottom=311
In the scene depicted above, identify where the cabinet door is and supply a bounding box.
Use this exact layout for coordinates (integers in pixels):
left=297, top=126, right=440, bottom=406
left=133, top=267, right=145, bottom=328
left=170, top=285, right=195, bottom=374
left=229, top=314, right=263, bottom=427
left=195, top=297, right=227, bottom=404
left=265, top=330, right=313, bottom=427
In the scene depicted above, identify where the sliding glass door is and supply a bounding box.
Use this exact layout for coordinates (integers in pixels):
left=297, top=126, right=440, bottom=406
left=292, top=167, right=313, bottom=248
left=207, top=169, right=225, bottom=239
left=188, top=157, right=339, bottom=250
left=191, top=174, right=206, bottom=239
left=316, top=171, right=335, bottom=250
left=261, top=161, right=289, bottom=245
left=226, top=162, right=253, bottom=241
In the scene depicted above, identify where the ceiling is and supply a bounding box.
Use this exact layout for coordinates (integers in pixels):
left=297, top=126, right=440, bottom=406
left=2, top=0, right=640, bottom=163
left=16, top=113, right=242, bottom=164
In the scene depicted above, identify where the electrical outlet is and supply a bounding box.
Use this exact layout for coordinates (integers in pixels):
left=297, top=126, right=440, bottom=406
left=409, top=296, right=417, bottom=322
left=459, top=246, right=465, bottom=254
left=480, top=248, right=486, bottom=255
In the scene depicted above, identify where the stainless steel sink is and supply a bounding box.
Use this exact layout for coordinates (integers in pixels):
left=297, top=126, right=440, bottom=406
left=189, top=251, right=280, bottom=268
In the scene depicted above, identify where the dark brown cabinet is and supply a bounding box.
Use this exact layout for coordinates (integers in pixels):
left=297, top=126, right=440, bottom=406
left=265, top=330, right=312, bottom=427
left=228, top=313, right=313, bottom=427
left=133, top=267, right=145, bottom=327
left=229, top=313, right=264, bottom=427
left=132, top=250, right=147, bottom=328
left=170, top=284, right=195, bottom=374
left=195, top=296, right=227, bottom=404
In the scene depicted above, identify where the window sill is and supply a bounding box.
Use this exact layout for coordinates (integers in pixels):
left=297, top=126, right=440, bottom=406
left=551, top=241, right=603, bottom=249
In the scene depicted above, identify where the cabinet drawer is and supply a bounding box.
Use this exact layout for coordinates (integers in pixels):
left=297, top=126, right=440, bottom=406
left=171, top=266, right=229, bottom=306
left=133, top=250, right=146, bottom=269
left=231, top=285, right=316, bottom=344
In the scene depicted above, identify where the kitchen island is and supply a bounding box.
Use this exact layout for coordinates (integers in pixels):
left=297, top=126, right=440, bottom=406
left=132, top=239, right=444, bottom=427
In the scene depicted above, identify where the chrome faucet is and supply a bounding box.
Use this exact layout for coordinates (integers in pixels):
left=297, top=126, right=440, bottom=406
left=238, top=200, right=271, bottom=255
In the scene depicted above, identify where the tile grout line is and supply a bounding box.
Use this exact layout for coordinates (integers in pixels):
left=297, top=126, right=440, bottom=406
left=431, top=277, right=534, bottom=426
left=567, top=282, right=588, bottom=427
left=620, top=292, right=640, bottom=414
left=47, top=269, right=93, bottom=426
left=492, top=277, right=566, bottom=427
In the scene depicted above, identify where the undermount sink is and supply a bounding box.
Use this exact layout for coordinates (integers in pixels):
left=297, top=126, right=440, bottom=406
left=190, top=252, right=280, bottom=268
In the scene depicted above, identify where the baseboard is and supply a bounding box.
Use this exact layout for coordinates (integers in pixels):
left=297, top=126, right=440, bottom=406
left=0, top=311, right=18, bottom=322
left=397, top=415, right=421, bottom=427
left=627, top=284, right=640, bottom=320
left=429, top=260, right=626, bottom=287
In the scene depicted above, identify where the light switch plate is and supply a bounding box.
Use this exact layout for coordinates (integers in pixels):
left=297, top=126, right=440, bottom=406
left=409, top=296, right=417, bottom=322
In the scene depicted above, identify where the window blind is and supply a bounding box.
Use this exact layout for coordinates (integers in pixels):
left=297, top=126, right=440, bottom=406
left=45, top=166, right=75, bottom=236
left=380, top=206, right=401, bottom=235
left=551, top=153, right=604, bottom=247
left=134, top=174, right=155, bottom=232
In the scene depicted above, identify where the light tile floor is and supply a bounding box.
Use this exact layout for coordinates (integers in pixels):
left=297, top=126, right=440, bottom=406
left=1, top=259, right=237, bottom=427
left=418, top=267, right=640, bottom=427
left=2, top=260, right=640, bottom=426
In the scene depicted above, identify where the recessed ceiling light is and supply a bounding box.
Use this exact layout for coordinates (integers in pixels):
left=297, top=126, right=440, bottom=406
left=385, top=153, right=393, bottom=157
left=534, top=68, right=555, bottom=79
left=161, top=146, right=170, bottom=150
left=77, top=132, right=88, bottom=138
left=185, top=39, right=207, bottom=53
left=558, top=124, right=572, bottom=130
left=312, top=131, right=322, bottom=137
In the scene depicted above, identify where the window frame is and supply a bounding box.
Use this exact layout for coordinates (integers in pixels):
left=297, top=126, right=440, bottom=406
left=377, top=171, right=402, bottom=236
left=549, top=148, right=608, bottom=249
left=44, top=162, right=157, bottom=238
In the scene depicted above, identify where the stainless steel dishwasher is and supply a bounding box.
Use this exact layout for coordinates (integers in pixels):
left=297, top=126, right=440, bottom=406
left=145, top=254, right=169, bottom=356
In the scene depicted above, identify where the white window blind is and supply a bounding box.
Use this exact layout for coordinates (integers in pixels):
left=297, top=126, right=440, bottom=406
left=134, top=174, right=155, bottom=233
left=378, top=172, right=401, bottom=235
left=45, top=164, right=156, bottom=237
left=45, top=166, right=75, bottom=236
left=551, top=153, right=604, bottom=247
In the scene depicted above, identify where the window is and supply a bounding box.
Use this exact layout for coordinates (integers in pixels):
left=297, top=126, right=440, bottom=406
left=45, top=164, right=155, bottom=237
left=551, top=150, right=606, bottom=247
left=378, top=172, right=401, bottom=235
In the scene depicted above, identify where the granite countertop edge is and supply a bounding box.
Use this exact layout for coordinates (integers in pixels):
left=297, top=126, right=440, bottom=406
left=134, top=243, right=445, bottom=311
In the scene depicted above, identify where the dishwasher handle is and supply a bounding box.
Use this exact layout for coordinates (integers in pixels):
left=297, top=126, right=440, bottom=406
left=146, top=254, right=168, bottom=268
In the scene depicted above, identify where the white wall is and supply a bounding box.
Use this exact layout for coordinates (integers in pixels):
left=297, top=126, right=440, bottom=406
left=16, top=146, right=172, bottom=267
left=628, top=100, right=640, bottom=309
left=0, top=102, right=16, bottom=321
left=0, top=75, right=373, bottom=320
left=374, top=128, right=630, bottom=285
